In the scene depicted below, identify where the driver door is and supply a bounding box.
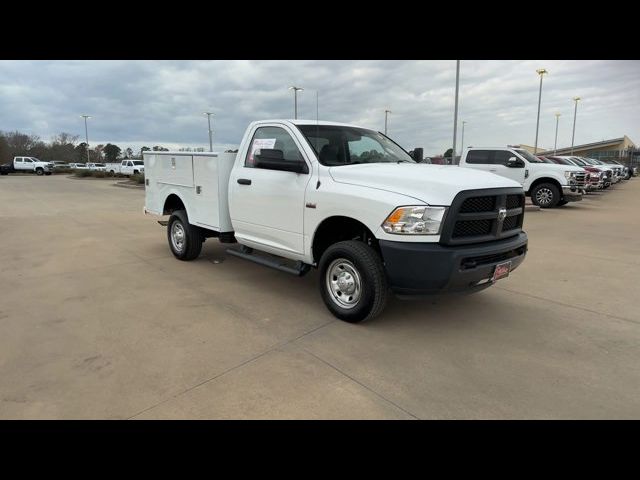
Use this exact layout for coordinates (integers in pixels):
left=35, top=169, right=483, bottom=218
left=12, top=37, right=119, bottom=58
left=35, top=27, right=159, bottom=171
left=489, top=151, right=526, bottom=185
left=229, top=124, right=312, bottom=256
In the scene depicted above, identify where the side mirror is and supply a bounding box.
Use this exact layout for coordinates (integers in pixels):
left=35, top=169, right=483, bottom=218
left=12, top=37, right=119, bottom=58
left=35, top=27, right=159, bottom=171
left=507, top=156, right=524, bottom=168
left=255, top=149, right=308, bottom=174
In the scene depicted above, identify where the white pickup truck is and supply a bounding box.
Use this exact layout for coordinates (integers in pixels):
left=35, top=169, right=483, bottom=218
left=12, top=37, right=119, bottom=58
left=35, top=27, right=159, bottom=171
left=144, top=120, right=528, bottom=322
left=459, top=147, right=585, bottom=208
left=105, top=160, right=145, bottom=176
left=1, top=156, right=55, bottom=175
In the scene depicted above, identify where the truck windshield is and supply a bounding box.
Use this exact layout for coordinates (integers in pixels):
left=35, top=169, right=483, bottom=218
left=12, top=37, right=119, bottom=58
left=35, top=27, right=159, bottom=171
left=514, top=150, right=544, bottom=163
left=297, top=125, right=415, bottom=166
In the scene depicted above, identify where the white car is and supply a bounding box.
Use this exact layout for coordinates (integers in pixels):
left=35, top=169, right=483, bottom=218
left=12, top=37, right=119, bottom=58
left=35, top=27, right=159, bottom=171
left=87, top=163, right=107, bottom=171
left=144, top=119, right=528, bottom=322
left=105, top=160, right=145, bottom=175
left=70, top=163, right=89, bottom=169
left=458, top=147, right=585, bottom=208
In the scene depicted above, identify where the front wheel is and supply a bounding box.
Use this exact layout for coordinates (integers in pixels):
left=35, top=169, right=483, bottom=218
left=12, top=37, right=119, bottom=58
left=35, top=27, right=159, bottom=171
left=318, top=241, right=388, bottom=323
left=167, top=209, right=203, bottom=261
left=531, top=183, right=560, bottom=208
left=35, top=168, right=44, bottom=176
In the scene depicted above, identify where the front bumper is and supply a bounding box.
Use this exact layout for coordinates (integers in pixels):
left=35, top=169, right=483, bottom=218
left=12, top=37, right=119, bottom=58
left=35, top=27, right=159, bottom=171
left=379, top=232, right=528, bottom=295
left=561, top=185, right=583, bottom=201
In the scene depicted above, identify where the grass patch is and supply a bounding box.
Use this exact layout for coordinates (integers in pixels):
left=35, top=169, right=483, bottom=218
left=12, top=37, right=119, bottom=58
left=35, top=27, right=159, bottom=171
left=130, top=173, right=145, bottom=184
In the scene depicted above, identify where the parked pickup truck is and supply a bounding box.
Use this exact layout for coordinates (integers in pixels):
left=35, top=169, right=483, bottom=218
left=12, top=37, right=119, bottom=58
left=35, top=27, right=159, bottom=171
left=0, top=156, right=54, bottom=175
left=105, top=160, right=145, bottom=175
left=459, top=147, right=585, bottom=208
left=144, top=120, right=528, bottom=322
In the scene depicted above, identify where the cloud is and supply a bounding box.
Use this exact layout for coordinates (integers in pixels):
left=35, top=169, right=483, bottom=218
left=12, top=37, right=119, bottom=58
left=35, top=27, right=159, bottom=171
left=0, top=60, right=638, bottom=155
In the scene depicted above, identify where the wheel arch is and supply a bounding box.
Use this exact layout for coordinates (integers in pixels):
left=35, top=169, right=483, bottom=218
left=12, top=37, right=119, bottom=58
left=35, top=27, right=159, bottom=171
left=311, top=215, right=379, bottom=265
left=528, top=176, right=563, bottom=195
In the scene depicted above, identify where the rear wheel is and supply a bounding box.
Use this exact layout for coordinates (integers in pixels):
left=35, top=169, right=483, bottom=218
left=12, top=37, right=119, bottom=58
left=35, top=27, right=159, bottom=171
left=167, top=209, right=203, bottom=261
left=531, top=183, right=560, bottom=208
left=318, top=240, right=388, bottom=323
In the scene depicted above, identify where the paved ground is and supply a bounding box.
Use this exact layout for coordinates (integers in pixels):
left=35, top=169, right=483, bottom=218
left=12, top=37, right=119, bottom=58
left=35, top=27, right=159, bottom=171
left=1, top=175, right=639, bottom=419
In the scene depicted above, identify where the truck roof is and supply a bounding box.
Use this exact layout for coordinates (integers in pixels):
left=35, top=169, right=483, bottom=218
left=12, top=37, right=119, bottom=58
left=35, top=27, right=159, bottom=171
left=253, top=119, right=371, bottom=129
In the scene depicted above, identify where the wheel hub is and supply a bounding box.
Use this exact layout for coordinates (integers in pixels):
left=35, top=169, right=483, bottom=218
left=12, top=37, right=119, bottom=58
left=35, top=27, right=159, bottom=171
left=171, top=222, right=185, bottom=252
left=326, top=259, right=362, bottom=309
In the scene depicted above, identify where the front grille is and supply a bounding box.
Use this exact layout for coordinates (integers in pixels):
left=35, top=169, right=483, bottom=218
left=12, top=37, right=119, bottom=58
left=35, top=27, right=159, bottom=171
left=460, top=196, right=495, bottom=213
left=441, top=188, right=525, bottom=245
left=502, top=215, right=519, bottom=231
left=453, top=219, right=493, bottom=237
left=574, top=172, right=586, bottom=187
left=506, top=194, right=523, bottom=209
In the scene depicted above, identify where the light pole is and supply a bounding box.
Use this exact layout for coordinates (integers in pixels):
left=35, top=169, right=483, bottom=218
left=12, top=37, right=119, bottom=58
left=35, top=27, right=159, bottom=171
left=452, top=60, right=460, bottom=165
left=534, top=68, right=548, bottom=154
left=288, top=86, right=303, bottom=119
left=571, top=96, right=581, bottom=155
left=203, top=112, right=214, bottom=152
left=460, top=120, right=467, bottom=153
left=553, top=113, right=561, bottom=155
left=384, top=109, right=392, bottom=135
left=80, top=115, right=91, bottom=163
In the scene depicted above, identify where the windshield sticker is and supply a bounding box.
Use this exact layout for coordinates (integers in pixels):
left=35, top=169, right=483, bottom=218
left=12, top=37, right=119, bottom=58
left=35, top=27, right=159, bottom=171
left=247, top=138, right=276, bottom=165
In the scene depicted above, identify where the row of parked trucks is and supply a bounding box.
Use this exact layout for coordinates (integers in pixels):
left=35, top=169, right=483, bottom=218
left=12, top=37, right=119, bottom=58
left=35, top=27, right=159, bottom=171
left=0, top=158, right=145, bottom=176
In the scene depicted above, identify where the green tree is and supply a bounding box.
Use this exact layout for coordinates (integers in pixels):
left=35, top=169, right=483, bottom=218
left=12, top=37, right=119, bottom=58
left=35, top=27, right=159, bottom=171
left=103, top=144, right=121, bottom=162
left=75, top=142, right=89, bottom=162
left=443, top=148, right=453, bottom=158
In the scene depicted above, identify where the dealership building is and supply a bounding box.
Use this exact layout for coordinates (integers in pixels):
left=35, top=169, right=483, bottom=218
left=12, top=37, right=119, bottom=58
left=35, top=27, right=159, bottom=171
left=538, top=136, right=638, bottom=166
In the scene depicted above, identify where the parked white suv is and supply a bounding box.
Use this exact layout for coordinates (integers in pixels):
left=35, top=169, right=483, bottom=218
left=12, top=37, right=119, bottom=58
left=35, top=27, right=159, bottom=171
left=459, top=147, right=585, bottom=208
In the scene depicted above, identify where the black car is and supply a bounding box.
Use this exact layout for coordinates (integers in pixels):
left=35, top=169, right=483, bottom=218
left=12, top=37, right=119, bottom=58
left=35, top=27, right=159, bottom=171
left=0, top=163, right=12, bottom=175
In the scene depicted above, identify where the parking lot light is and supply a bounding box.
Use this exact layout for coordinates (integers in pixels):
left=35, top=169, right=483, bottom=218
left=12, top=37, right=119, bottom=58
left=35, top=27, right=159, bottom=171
left=534, top=69, right=548, bottom=154
left=553, top=113, right=561, bottom=155
left=384, top=109, right=392, bottom=135
left=571, top=97, right=581, bottom=155
left=80, top=115, right=91, bottom=163
left=288, top=86, right=304, bottom=119
left=203, top=112, right=214, bottom=152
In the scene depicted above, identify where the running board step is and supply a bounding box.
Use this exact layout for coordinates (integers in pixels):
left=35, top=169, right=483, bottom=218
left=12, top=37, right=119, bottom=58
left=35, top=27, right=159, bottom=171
left=157, top=220, right=169, bottom=226
left=226, top=248, right=311, bottom=276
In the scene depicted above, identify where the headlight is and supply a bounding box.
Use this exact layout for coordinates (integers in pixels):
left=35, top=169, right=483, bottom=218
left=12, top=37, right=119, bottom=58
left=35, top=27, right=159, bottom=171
left=564, top=171, right=577, bottom=180
left=382, top=206, right=447, bottom=235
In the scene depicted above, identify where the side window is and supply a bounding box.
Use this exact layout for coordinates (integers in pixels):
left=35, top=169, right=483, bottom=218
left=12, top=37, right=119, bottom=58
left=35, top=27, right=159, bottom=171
left=16, top=158, right=23, bottom=163
left=245, top=126, right=304, bottom=168
left=127, top=161, right=133, bottom=167
left=466, top=150, right=492, bottom=164
left=24, top=158, right=33, bottom=163
left=493, top=151, right=514, bottom=166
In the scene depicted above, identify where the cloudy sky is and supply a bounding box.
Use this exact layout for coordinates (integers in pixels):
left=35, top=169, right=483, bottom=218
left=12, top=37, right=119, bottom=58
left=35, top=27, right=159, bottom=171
left=1, top=60, right=639, bottom=156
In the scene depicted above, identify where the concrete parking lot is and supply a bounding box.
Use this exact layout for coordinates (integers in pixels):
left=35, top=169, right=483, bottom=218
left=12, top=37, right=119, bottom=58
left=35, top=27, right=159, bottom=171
left=1, top=175, right=639, bottom=419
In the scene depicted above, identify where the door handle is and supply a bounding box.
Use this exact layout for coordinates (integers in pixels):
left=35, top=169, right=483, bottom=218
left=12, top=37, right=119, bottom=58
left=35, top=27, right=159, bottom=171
left=237, top=178, right=252, bottom=185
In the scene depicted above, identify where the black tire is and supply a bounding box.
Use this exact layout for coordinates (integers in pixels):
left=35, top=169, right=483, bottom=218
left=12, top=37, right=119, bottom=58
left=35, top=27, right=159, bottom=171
left=167, top=209, right=203, bottom=261
left=531, top=182, right=560, bottom=208
left=133, top=170, right=139, bottom=175
left=35, top=168, right=44, bottom=176
left=318, top=240, right=388, bottom=323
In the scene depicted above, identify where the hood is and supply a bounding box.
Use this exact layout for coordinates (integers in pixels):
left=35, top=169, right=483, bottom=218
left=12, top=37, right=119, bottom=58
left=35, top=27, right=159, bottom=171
left=542, top=163, right=584, bottom=173
left=328, top=163, right=521, bottom=205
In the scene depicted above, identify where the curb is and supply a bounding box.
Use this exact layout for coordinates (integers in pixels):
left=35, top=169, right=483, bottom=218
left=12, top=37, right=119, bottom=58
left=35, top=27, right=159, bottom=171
left=113, top=181, right=145, bottom=189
